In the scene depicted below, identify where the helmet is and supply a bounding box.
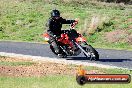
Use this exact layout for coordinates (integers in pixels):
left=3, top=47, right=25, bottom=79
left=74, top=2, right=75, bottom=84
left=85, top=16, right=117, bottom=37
left=51, top=10, right=60, bottom=17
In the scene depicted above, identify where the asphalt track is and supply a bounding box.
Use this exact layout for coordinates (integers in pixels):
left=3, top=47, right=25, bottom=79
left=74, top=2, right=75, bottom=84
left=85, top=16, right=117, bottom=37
left=0, top=41, right=132, bottom=69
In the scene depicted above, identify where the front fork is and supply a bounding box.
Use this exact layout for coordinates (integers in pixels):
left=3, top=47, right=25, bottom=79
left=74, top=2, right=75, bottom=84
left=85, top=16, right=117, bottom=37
left=74, top=42, right=91, bottom=57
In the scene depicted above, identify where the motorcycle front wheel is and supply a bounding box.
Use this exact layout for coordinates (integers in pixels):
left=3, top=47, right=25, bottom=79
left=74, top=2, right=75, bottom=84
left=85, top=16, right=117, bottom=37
left=83, top=45, right=99, bottom=61
left=50, top=45, right=67, bottom=58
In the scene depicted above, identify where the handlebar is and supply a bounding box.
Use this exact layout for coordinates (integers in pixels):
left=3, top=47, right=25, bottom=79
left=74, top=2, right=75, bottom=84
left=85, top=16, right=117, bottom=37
left=70, top=21, right=78, bottom=29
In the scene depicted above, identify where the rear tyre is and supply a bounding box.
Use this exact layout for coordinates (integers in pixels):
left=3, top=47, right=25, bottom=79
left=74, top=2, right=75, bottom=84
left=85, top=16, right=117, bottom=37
left=84, top=45, right=99, bottom=61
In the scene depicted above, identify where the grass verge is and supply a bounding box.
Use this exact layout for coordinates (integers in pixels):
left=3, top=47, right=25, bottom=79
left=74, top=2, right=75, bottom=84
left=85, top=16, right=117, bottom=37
left=0, top=0, right=132, bottom=50
left=0, top=74, right=132, bottom=88
left=0, top=56, right=132, bottom=88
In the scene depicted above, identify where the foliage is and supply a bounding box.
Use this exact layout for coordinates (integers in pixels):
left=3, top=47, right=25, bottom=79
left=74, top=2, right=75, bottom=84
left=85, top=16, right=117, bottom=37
left=0, top=0, right=132, bottom=50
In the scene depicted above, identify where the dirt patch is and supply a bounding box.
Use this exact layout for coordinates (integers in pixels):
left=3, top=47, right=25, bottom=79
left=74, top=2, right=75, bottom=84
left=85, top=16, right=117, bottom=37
left=126, top=18, right=132, bottom=23
left=124, top=18, right=132, bottom=30
left=105, top=29, right=132, bottom=44
left=0, top=57, right=76, bottom=77
left=0, top=57, right=104, bottom=77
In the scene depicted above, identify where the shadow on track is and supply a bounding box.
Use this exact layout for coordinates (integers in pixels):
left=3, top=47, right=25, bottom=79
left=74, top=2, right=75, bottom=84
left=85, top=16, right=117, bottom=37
left=66, top=57, right=88, bottom=60
left=66, top=56, right=132, bottom=62
left=99, top=59, right=132, bottom=62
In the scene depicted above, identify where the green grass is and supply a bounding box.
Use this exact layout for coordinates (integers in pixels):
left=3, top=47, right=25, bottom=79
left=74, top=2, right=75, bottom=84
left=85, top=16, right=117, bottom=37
left=0, top=61, right=35, bottom=66
left=0, top=74, right=131, bottom=88
left=84, top=66, right=132, bottom=74
left=86, top=32, right=132, bottom=50
left=0, top=56, right=35, bottom=66
left=0, top=0, right=132, bottom=50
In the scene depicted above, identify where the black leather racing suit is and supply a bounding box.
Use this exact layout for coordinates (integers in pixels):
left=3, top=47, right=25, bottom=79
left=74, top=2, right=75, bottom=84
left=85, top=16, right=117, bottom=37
left=46, top=17, right=75, bottom=54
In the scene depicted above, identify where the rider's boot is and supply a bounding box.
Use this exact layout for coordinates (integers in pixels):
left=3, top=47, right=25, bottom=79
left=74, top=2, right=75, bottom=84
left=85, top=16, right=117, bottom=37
left=54, top=49, right=63, bottom=58
left=58, top=53, right=63, bottom=58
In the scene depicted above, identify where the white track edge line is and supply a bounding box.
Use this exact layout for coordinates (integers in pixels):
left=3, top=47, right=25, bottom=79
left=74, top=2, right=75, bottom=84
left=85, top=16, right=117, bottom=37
left=0, top=52, right=130, bottom=70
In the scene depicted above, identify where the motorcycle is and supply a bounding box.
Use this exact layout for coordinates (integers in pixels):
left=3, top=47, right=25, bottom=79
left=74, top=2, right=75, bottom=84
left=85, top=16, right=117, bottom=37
left=42, top=21, right=99, bottom=61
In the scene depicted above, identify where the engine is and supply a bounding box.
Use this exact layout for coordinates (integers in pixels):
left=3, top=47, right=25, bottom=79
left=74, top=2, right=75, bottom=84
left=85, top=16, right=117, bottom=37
left=62, top=43, right=81, bottom=56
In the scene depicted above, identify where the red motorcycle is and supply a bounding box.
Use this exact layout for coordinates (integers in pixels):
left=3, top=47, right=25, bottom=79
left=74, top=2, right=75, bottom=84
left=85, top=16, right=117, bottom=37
left=43, top=22, right=99, bottom=61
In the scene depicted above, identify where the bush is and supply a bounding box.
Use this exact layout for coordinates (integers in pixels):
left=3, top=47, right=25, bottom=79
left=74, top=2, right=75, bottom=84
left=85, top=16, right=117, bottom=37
left=97, top=0, right=131, bottom=4
left=85, top=16, right=112, bottom=35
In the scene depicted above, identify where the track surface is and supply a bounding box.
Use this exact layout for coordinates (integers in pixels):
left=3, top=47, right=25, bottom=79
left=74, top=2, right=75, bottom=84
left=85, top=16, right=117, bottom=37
left=0, top=41, right=132, bottom=69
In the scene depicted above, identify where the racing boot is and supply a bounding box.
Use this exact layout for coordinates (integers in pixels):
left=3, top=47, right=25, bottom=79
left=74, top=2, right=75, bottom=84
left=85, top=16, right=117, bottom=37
left=57, top=53, right=63, bottom=58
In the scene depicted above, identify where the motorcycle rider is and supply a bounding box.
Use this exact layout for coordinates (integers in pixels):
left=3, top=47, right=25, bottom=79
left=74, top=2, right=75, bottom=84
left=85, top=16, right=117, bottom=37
left=46, top=9, right=78, bottom=57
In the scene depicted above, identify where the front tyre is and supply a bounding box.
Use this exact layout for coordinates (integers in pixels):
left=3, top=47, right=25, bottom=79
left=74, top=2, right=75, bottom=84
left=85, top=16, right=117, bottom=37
left=50, top=45, right=58, bottom=55
left=84, top=45, right=99, bottom=61
left=50, top=45, right=67, bottom=58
